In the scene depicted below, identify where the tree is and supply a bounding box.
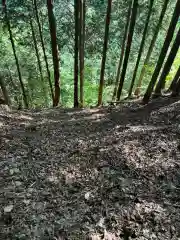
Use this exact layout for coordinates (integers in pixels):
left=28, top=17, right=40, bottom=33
left=154, top=28, right=180, bottom=96
left=97, top=0, right=112, bottom=106
left=79, top=0, right=85, bottom=107
left=29, top=17, right=48, bottom=106
left=2, top=0, right=28, bottom=108
left=33, top=0, right=54, bottom=105
left=169, top=66, right=180, bottom=93
left=134, top=0, right=170, bottom=97
left=128, top=0, right=154, bottom=98
left=112, top=0, right=132, bottom=101
left=74, top=0, right=80, bottom=108
left=172, top=75, right=180, bottom=96
left=143, top=0, right=180, bottom=104
left=47, top=0, right=60, bottom=107
left=0, top=74, right=11, bottom=105
left=116, top=0, right=138, bottom=101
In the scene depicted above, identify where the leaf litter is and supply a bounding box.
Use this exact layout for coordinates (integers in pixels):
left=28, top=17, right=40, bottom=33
left=0, top=96, right=180, bottom=239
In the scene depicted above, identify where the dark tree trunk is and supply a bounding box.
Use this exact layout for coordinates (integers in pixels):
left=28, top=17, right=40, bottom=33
left=134, top=0, right=170, bottom=97
left=29, top=17, right=48, bottom=105
left=143, top=0, right=180, bottom=104
left=74, top=0, right=80, bottom=108
left=172, top=77, right=180, bottom=97
left=116, top=0, right=138, bottom=101
left=128, top=0, right=154, bottom=97
left=98, top=0, right=112, bottom=106
left=47, top=0, right=60, bottom=107
left=33, top=0, right=54, bottom=104
left=2, top=1, right=28, bottom=108
left=169, top=66, right=180, bottom=93
left=0, top=75, right=11, bottom=105
left=154, top=28, right=180, bottom=95
left=112, top=0, right=132, bottom=101
left=79, top=0, right=85, bottom=107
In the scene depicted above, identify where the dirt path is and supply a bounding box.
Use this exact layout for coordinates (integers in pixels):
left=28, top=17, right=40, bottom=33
left=0, top=97, right=180, bottom=239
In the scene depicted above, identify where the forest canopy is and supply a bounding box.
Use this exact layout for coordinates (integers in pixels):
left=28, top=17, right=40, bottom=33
left=0, top=0, right=179, bottom=108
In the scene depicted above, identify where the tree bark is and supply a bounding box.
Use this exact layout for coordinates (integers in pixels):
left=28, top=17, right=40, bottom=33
left=172, top=76, right=180, bottom=96
left=143, top=0, right=180, bottom=104
left=128, top=0, right=154, bottom=97
left=79, top=0, right=85, bottom=107
left=116, top=0, right=138, bottom=101
left=2, top=0, right=28, bottom=108
left=47, top=0, right=60, bottom=107
left=169, top=66, right=180, bottom=92
left=97, top=0, right=112, bottom=106
left=74, top=0, right=80, bottom=108
left=29, top=17, right=48, bottom=106
left=154, top=27, right=180, bottom=95
left=112, top=0, right=132, bottom=101
left=33, top=0, right=54, bottom=104
left=134, top=0, right=170, bottom=97
left=0, top=75, right=11, bottom=105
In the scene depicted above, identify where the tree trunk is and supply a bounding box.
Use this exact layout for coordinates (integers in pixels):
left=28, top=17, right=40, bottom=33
left=33, top=0, right=54, bottom=105
left=143, top=0, right=180, bottom=104
left=172, top=76, right=180, bottom=96
left=0, top=75, right=11, bottom=105
left=2, top=1, right=28, bottom=108
left=154, top=28, right=180, bottom=95
left=134, top=0, right=170, bottom=97
left=74, top=0, right=80, bottom=108
left=79, top=0, right=85, bottom=107
left=128, top=0, right=154, bottom=97
left=116, top=0, right=138, bottom=101
left=169, top=66, right=180, bottom=92
left=97, top=0, right=112, bottom=106
left=47, top=0, right=60, bottom=107
left=29, top=17, right=48, bottom=106
left=112, top=0, right=132, bottom=101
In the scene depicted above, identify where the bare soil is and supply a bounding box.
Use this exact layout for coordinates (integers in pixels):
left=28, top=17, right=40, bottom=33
left=0, top=96, right=180, bottom=240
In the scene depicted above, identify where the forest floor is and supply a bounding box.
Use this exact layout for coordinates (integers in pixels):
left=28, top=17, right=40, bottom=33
left=1, top=96, right=180, bottom=240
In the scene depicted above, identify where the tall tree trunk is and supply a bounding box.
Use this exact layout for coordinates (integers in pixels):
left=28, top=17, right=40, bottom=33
left=169, top=66, right=180, bottom=92
left=0, top=75, right=11, bottom=105
left=128, top=0, right=154, bottom=98
left=172, top=76, right=180, bottom=96
left=97, top=0, right=112, bottom=106
left=154, top=28, right=180, bottom=95
left=74, top=0, right=80, bottom=108
left=47, top=0, right=60, bottom=107
left=33, top=0, right=54, bottom=104
left=2, top=1, right=28, bottom=108
left=112, top=0, right=132, bottom=101
left=134, top=0, right=170, bottom=97
left=143, top=0, right=180, bottom=104
left=79, top=0, right=85, bottom=107
left=29, top=17, right=48, bottom=106
left=116, top=0, right=138, bottom=101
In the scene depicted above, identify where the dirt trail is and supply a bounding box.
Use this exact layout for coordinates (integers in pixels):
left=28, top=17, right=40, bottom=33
left=0, top=97, right=180, bottom=239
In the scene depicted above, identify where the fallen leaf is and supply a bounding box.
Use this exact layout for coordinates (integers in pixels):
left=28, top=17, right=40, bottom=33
left=4, top=205, right=14, bottom=213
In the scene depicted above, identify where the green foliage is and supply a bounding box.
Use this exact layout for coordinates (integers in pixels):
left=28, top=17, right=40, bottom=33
left=0, top=0, right=178, bottom=108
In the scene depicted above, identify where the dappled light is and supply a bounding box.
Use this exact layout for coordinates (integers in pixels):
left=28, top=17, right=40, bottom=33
left=0, top=0, right=180, bottom=239
left=1, top=96, right=180, bottom=239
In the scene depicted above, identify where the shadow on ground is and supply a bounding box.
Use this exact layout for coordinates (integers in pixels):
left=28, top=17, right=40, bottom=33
left=0, top=96, right=180, bottom=239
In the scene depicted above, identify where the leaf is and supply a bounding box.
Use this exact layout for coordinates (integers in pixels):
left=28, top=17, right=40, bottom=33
left=4, top=205, right=14, bottom=213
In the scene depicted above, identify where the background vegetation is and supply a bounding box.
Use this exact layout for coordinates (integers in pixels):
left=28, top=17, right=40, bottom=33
left=0, top=0, right=179, bottom=108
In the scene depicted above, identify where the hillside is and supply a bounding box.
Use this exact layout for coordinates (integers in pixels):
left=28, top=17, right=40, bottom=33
left=1, top=97, right=180, bottom=240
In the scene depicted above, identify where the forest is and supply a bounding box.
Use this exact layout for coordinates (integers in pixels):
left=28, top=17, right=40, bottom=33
left=0, top=0, right=179, bottom=109
left=0, top=0, right=180, bottom=239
